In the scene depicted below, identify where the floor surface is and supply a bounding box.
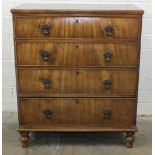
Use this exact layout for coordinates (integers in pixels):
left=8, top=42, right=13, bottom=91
left=2, top=112, right=152, bottom=155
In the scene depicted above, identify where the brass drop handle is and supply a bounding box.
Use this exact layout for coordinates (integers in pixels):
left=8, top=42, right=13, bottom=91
left=103, top=79, right=112, bottom=89
left=105, top=25, right=113, bottom=36
left=41, top=51, right=49, bottom=61
left=43, top=109, right=54, bottom=119
left=104, top=51, right=112, bottom=62
left=40, top=24, right=50, bottom=36
left=42, top=79, right=51, bottom=89
left=103, top=108, right=112, bottom=119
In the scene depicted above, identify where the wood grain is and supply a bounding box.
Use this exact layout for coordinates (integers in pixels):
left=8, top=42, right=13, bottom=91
left=16, top=42, right=140, bottom=67
left=11, top=4, right=144, bottom=15
left=18, top=68, right=138, bottom=96
left=15, top=17, right=140, bottom=40
left=17, top=125, right=137, bottom=132
left=11, top=4, right=143, bottom=148
left=19, top=98, right=136, bottom=125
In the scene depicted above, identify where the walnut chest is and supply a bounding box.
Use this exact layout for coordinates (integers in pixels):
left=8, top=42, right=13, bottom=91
left=11, top=4, right=144, bottom=148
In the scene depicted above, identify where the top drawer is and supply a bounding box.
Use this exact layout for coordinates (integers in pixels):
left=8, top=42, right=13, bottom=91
left=15, top=17, right=140, bottom=40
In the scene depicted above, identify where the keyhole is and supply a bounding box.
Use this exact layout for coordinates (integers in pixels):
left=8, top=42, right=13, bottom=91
left=75, top=99, right=79, bottom=104
left=76, top=71, right=79, bottom=75
left=76, top=45, right=79, bottom=49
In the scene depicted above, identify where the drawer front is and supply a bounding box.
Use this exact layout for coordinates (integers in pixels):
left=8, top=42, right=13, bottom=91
left=19, top=98, right=136, bottom=125
left=17, top=42, right=139, bottom=67
left=18, top=69, right=137, bottom=96
left=15, top=17, right=140, bottom=40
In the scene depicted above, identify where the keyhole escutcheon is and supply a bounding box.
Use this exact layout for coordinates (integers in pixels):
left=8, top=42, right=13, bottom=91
left=76, top=71, right=79, bottom=75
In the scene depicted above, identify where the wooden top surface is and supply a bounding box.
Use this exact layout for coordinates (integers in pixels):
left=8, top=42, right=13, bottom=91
left=11, top=3, right=144, bottom=14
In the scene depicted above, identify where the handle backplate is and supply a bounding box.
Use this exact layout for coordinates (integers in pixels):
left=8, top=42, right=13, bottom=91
left=103, top=108, right=112, bottom=119
left=42, top=79, right=51, bottom=89
left=40, top=24, right=50, bottom=36
left=104, top=51, right=112, bottom=62
left=103, top=79, right=112, bottom=89
left=105, top=25, right=113, bottom=36
left=41, top=51, right=49, bottom=61
left=43, top=109, right=54, bottom=119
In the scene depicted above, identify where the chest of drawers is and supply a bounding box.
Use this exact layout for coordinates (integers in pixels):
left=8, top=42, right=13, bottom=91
left=11, top=4, right=143, bottom=148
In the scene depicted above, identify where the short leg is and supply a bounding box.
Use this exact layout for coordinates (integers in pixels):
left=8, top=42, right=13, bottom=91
left=125, top=132, right=135, bottom=148
left=19, top=131, right=30, bottom=148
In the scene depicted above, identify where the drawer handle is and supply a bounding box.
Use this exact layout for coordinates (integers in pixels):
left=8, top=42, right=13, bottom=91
left=105, top=25, right=113, bottom=36
left=41, top=51, right=49, bottom=61
left=104, top=51, right=112, bottom=62
left=103, top=108, right=112, bottom=119
left=42, top=79, right=51, bottom=89
left=40, top=24, right=50, bottom=36
left=43, top=109, right=54, bottom=119
left=103, top=79, right=112, bottom=89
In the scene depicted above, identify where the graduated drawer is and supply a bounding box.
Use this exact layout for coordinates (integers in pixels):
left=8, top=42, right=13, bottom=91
left=15, top=17, right=140, bottom=40
left=19, top=98, right=136, bottom=125
left=16, top=42, right=139, bottom=67
left=18, top=68, right=137, bottom=96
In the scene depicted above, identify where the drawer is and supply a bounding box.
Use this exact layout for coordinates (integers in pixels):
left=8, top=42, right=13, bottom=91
left=15, top=17, right=140, bottom=40
left=16, top=42, right=139, bottom=67
left=18, top=68, right=137, bottom=96
left=19, top=98, right=136, bottom=125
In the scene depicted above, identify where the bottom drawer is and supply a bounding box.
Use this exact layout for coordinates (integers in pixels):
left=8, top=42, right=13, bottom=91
left=19, top=98, right=137, bottom=126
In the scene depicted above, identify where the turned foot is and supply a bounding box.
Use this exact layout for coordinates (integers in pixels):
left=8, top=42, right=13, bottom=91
left=125, top=132, right=135, bottom=148
left=19, top=131, right=30, bottom=148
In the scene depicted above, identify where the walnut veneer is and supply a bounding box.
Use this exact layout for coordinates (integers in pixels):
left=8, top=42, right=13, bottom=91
left=11, top=4, right=144, bottom=148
